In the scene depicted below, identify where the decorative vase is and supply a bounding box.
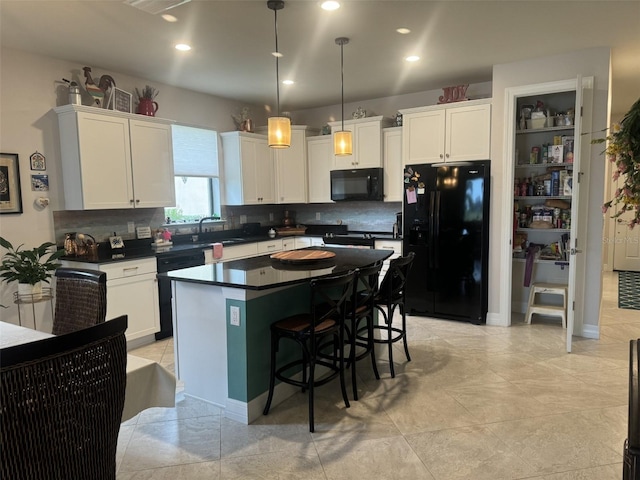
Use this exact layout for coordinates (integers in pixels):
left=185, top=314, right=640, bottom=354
left=18, top=282, right=42, bottom=301
left=137, top=98, right=158, bottom=117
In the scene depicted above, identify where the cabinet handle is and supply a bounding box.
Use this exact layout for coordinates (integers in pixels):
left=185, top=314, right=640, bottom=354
left=136, top=199, right=140, bottom=204
left=439, top=154, right=444, bottom=159
left=122, top=267, right=138, bottom=276
left=445, top=153, right=450, bottom=158
left=130, top=199, right=135, bottom=204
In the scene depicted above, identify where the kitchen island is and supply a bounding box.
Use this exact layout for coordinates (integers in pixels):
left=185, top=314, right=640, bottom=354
left=163, top=246, right=392, bottom=424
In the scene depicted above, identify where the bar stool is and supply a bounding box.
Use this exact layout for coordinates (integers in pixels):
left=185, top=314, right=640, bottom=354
left=372, top=252, right=415, bottom=378
left=345, top=261, right=383, bottom=400
left=263, top=270, right=356, bottom=433
left=525, top=282, right=567, bottom=328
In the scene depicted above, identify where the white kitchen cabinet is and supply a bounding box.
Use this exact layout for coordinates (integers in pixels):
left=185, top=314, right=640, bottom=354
left=61, top=258, right=160, bottom=344
left=328, top=116, right=393, bottom=169
left=400, top=99, right=491, bottom=165
left=374, top=239, right=402, bottom=285
left=221, top=131, right=275, bottom=205
left=257, top=239, right=283, bottom=254
left=282, top=238, right=296, bottom=251
left=222, top=242, right=259, bottom=261
left=258, top=126, right=317, bottom=204
left=307, top=135, right=334, bottom=203
left=54, top=104, right=175, bottom=210
left=295, top=236, right=324, bottom=249
left=383, top=127, right=403, bottom=202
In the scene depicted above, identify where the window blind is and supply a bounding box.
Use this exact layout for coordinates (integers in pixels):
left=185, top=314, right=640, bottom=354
left=172, top=125, right=219, bottom=177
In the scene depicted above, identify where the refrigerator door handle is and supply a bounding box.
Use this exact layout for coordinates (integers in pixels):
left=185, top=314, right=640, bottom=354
left=429, top=191, right=435, bottom=268
left=435, top=191, right=441, bottom=269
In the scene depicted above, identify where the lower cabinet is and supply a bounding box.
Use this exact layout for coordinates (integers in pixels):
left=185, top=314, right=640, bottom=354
left=374, top=239, right=402, bottom=284
left=62, top=258, right=160, bottom=343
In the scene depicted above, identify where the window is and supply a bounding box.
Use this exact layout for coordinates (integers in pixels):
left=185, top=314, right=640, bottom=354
left=165, top=125, right=221, bottom=223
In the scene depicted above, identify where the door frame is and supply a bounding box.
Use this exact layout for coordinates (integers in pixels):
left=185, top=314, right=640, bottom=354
left=499, top=77, right=594, bottom=352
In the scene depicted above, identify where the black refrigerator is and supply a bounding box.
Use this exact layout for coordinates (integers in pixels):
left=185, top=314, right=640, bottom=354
left=403, top=161, right=490, bottom=324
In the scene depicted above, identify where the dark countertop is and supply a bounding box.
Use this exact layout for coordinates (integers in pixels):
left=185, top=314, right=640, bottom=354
left=61, top=232, right=401, bottom=264
left=162, top=246, right=392, bottom=291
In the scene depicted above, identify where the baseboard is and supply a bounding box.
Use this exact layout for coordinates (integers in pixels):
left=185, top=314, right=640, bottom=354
left=486, top=312, right=508, bottom=326
left=580, top=323, right=600, bottom=339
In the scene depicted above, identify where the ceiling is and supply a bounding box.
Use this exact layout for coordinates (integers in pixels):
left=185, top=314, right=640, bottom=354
left=1, top=1, right=639, bottom=116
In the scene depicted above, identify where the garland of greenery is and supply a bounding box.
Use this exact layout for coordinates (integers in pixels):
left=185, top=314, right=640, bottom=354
left=596, top=97, right=640, bottom=227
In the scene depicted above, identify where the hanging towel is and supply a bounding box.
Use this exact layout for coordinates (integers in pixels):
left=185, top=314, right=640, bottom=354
left=524, top=245, right=540, bottom=287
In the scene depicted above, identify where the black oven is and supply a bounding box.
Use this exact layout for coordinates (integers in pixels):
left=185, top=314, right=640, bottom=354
left=330, top=168, right=384, bottom=201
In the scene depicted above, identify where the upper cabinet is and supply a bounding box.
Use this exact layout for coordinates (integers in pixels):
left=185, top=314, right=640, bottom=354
left=307, top=135, right=334, bottom=203
left=54, top=105, right=175, bottom=210
left=400, top=99, right=491, bottom=165
left=221, top=131, right=275, bottom=205
left=383, top=127, right=403, bottom=202
left=258, top=125, right=318, bottom=204
left=328, top=116, right=393, bottom=170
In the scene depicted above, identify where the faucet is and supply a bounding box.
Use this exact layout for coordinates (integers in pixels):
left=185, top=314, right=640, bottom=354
left=198, top=216, right=220, bottom=234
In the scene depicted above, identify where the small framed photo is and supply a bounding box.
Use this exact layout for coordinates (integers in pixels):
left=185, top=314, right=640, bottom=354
left=30, top=151, right=46, bottom=171
left=0, top=153, right=23, bottom=214
left=31, top=174, right=49, bottom=191
left=112, top=87, right=133, bottom=113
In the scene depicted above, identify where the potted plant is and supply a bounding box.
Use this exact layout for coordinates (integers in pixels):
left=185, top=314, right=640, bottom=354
left=135, top=85, right=159, bottom=116
left=598, top=97, right=640, bottom=227
left=0, top=237, right=65, bottom=299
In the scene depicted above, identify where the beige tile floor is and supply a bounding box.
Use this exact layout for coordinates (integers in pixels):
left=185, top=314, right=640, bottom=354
left=118, top=271, right=639, bottom=479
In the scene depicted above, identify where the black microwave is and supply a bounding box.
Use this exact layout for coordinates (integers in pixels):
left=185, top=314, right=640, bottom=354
left=330, top=168, right=384, bottom=201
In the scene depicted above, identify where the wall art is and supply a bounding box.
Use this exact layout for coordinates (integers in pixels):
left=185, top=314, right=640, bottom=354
left=0, top=153, right=23, bottom=214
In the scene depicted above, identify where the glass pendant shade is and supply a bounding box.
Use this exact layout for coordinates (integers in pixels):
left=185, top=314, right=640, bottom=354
left=268, top=116, right=291, bottom=148
left=334, top=130, right=353, bottom=156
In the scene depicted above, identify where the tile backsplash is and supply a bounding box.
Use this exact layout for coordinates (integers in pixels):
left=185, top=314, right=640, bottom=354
left=53, top=202, right=402, bottom=245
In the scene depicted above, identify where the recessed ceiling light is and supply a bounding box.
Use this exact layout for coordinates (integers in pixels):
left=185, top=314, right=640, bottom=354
left=405, top=55, right=420, bottom=62
left=161, top=14, right=178, bottom=22
left=282, top=79, right=294, bottom=85
left=396, top=27, right=411, bottom=34
left=321, top=1, right=340, bottom=11
left=175, top=43, right=191, bottom=51
left=271, top=51, right=283, bottom=58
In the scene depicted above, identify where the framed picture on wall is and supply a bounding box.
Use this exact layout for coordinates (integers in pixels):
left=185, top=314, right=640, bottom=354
left=0, top=152, right=23, bottom=214
left=112, top=87, right=133, bottom=113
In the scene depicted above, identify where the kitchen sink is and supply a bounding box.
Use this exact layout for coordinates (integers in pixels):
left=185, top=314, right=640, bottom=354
left=220, top=238, right=246, bottom=245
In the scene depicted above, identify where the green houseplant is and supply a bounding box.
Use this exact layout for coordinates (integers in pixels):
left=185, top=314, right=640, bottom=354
left=598, top=97, right=640, bottom=227
left=0, top=237, right=65, bottom=297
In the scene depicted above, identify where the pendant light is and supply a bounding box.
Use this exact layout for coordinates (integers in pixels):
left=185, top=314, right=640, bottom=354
left=334, top=37, right=352, bottom=156
left=267, top=0, right=290, bottom=149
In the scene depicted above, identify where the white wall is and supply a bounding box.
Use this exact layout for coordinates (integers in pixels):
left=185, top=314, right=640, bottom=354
left=490, top=47, right=612, bottom=335
left=293, top=82, right=492, bottom=127
left=0, top=46, right=263, bottom=326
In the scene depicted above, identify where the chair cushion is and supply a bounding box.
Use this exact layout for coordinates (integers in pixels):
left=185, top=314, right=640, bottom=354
left=273, top=313, right=337, bottom=334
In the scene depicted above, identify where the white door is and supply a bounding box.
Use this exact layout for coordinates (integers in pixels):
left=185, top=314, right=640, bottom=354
left=566, top=76, right=591, bottom=353
left=614, top=211, right=640, bottom=271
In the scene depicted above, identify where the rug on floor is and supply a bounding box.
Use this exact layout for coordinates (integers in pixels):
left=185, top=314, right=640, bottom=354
left=619, top=271, right=640, bottom=310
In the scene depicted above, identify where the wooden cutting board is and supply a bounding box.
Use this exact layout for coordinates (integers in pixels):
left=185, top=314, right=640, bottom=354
left=270, top=250, right=336, bottom=263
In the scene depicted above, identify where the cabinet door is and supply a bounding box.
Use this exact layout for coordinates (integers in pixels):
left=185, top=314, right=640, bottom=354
left=307, top=136, right=333, bottom=203
left=402, top=110, right=445, bottom=165
left=254, top=137, right=275, bottom=203
left=129, top=119, right=175, bottom=208
left=238, top=137, right=260, bottom=204
left=106, top=272, right=159, bottom=342
left=383, top=127, right=403, bottom=202
left=275, top=129, right=307, bottom=203
left=445, top=103, right=491, bottom=161
left=74, top=112, right=134, bottom=209
left=354, top=120, right=382, bottom=168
